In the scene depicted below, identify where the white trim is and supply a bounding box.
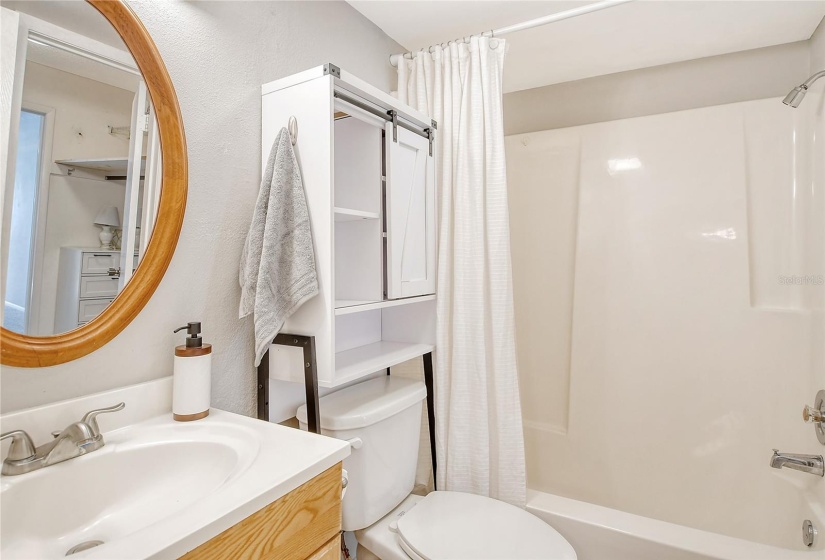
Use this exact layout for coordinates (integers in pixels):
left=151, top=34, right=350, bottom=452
left=139, top=102, right=161, bottom=260
left=261, top=66, right=326, bottom=96
left=1, top=7, right=28, bottom=314
left=22, top=102, right=55, bottom=336
left=118, top=82, right=147, bottom=291
left=18, top=12, right=137, bottom=75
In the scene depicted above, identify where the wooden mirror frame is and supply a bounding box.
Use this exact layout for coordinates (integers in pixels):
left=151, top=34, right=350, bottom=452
left=1, top=0, right=187, bottom=367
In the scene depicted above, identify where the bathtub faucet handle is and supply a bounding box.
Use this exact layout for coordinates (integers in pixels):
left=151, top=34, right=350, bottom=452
left=803, top=390, right=825, bottom=445
left=803, top=405, right=823, bottom=424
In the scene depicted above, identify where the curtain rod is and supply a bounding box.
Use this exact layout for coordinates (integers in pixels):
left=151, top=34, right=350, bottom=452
left=389, top=0, right=634, bottom=67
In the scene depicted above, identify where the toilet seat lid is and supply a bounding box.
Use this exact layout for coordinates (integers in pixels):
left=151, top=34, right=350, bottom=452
left=395, top=491, right=576, bottom=560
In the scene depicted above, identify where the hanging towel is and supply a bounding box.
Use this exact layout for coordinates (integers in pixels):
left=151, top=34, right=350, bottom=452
left=239, top=128, right=318, bottom=367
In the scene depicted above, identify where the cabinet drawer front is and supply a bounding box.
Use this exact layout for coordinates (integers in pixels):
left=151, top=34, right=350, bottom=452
left=81, top=252, right=118, bottom=274
left=307, top=536, right=340, bottom=560
left=78, top=298, right=114, bottom=323
left=80, top=275, right=119, bottom=298
left=181, top=463, right=342, bottom=560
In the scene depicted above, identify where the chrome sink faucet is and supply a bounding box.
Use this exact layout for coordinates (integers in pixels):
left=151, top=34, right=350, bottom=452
left=0, top=402, right=125, bottom=476
left=770, top=449, right=824, bottom=477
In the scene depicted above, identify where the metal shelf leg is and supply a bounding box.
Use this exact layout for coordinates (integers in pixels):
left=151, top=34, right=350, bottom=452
left=257, top=333, right=320, bottom=434
left=423, top=352, right=437, bottom=489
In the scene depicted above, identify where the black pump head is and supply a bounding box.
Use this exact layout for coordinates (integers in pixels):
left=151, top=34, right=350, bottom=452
left=174, top=322, right=203, bottom=347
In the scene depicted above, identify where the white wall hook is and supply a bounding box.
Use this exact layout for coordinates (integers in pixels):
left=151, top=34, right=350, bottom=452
left=288, top=115, right=298, bottom=145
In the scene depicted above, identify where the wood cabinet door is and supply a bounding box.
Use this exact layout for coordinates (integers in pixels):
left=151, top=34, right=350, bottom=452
left=385, top=124, right=436, bottom=299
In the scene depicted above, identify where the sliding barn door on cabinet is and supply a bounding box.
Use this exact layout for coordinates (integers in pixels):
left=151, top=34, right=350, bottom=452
left=385, top=124, right=436, bottom=299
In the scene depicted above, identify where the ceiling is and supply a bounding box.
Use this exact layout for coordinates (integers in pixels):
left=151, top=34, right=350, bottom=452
left=26, top=40, right=139, bottom=92
left=347, top=1, right=825, bottom=93
left=1, top=0, right=128, bottom=50
left=1, top=0, right=139, bottom=91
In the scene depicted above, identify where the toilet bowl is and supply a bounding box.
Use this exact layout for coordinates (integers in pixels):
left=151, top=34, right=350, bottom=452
left=355, top=492, right=576, bottom=560
left=297, top=376, right=576, bottom=560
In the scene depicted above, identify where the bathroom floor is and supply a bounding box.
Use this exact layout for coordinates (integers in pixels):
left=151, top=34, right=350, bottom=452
left=344, top=532, right=358, bottom=558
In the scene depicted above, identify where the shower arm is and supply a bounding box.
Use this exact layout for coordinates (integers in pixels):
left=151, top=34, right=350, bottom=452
left=800, top=70, right=825, bottom=89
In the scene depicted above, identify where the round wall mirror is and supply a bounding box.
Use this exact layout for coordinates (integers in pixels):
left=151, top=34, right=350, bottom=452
left=0, top=0, right=186, bottom=367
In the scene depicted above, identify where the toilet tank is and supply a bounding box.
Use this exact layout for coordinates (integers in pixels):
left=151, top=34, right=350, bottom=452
left=297, top=376, right=426, bottom=531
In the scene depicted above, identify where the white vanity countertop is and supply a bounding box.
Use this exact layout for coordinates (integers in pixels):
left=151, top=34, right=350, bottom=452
left=113, top=410, right=350, bottom=559
left=0, top=377, right=350, bottom=560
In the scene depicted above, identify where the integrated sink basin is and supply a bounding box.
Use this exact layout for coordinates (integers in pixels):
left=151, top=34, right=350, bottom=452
left=0, top=381, right=350, bottom=559
left=2, top=419, right=254, bottom=559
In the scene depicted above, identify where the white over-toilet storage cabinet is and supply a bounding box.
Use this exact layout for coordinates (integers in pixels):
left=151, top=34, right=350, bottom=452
left=258, top=64, right=438, bottom=432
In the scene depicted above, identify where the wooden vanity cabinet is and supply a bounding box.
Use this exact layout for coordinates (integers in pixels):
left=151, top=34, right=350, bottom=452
left=180, top=463, right=342, bottom=560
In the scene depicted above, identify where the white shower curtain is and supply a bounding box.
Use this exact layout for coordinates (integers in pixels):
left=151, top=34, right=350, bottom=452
left=397, top=37, right=526, bottom=507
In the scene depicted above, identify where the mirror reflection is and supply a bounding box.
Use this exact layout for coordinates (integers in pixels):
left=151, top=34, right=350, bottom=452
left=1, top=1, right=161, bottom=336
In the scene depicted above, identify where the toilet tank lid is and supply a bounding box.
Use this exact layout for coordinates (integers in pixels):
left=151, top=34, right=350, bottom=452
left=296, top=377, right=426, bottom=431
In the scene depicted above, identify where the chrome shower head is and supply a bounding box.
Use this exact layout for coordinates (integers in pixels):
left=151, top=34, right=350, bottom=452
left=783, top=86, right=807, bottom=108
left=783, top=69, right=825, bottom=108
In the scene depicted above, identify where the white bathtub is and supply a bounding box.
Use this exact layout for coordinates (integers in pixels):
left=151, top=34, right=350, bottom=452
left=527, top=490, right=823, bottom=560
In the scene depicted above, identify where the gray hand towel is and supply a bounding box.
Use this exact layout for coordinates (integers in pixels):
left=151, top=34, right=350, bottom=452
left=239, top=128, right=319, bottom=367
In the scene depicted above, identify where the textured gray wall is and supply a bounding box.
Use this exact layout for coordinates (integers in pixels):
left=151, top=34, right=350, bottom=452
left=1, top=1, right=403, bottom=414
left=504, top=40, right=813, bottom=135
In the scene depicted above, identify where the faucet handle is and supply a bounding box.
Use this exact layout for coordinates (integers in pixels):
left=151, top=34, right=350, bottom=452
left=803, top=405, right=823, bottom=424
left=81, top=402, right=125, bottom=438
left=0, top=430, right=36, bottom=461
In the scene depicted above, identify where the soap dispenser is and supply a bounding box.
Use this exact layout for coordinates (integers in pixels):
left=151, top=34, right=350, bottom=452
left=172, top=322, right=212, bottom=421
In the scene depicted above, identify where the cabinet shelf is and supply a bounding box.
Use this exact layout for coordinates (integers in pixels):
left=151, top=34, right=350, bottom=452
left=55, top=156, right=146, bottom=176
left=335, top=299, right=378, bottom=309
left=334, top=294, right=436, bottom=315
left=328, top=340, right=434, bottom=388
left=334, top=207, right=380, bottom=222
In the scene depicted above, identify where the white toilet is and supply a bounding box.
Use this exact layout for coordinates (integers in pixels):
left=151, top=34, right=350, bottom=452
left=297, top=376, right=577, bottom=560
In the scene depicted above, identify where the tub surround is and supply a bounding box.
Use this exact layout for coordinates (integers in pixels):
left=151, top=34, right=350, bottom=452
left=507, top=95, right=824, bottom=549
left=527, top=490, right=822, bottom=560
left=0, top=377, right=349, bottom=559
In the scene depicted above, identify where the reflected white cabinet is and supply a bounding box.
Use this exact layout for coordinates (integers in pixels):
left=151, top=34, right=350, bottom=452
left=54, top=247, right=119, bottom=333
left=261, top=64, right=437, bottom=397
